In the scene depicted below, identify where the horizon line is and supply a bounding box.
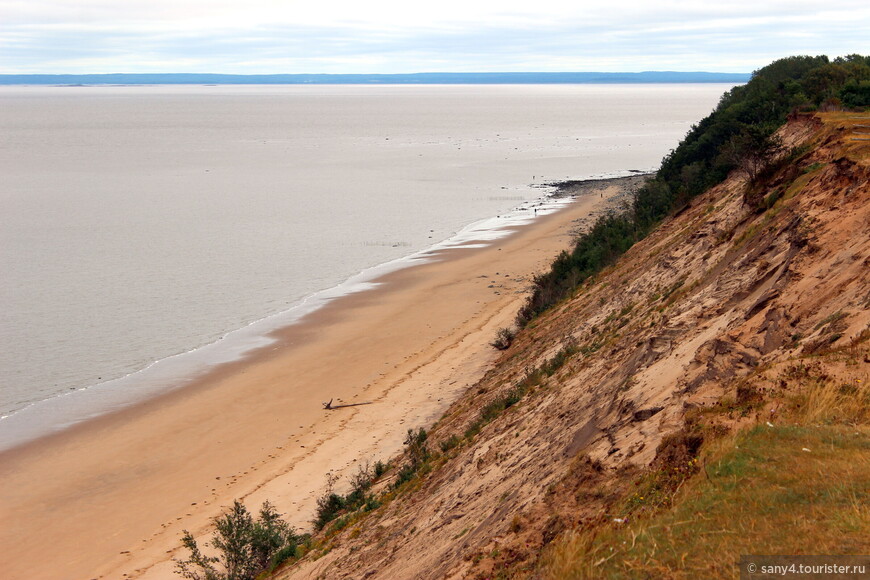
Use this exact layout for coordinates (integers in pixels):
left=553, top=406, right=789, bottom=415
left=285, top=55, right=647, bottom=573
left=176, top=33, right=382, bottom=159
left=0, top=71, right=750, bottom=86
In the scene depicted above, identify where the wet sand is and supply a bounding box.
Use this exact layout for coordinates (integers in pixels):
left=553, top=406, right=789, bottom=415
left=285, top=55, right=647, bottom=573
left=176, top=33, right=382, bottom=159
left=0, top=179, right=634, bottom=579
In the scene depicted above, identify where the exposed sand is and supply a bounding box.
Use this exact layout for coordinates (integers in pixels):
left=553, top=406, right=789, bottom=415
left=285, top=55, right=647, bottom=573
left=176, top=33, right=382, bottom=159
left=0, top=181, right=633, bottom=580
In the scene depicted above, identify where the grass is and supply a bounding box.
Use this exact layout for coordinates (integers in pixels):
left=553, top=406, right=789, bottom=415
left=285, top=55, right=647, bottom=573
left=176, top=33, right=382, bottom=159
left=543, top=425, right=870, bottom=579
left=541, top=334, right=870, bottom=579
left=784, top=168, right=816, bottom=200
left=814, top=310, right=848, bottom=332
left=542, top=344, right=578, bottom=375
left=464, top=384, right=526, bottom=439
left=439, top=434, right=462, bottom=453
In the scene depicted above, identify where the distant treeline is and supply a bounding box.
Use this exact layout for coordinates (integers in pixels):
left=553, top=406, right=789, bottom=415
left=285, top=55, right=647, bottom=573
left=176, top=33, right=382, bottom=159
left=517, top=54, right=870, bottom=325
left=0, top=71, right=749, bottom=86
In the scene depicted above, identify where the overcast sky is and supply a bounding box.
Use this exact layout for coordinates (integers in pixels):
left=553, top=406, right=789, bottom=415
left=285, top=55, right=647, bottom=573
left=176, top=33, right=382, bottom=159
left=2, top=0, right=869, bottom=74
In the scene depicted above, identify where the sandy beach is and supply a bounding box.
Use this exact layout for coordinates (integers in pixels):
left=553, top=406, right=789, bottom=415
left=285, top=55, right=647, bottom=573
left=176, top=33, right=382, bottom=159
left=0, top=178, right=637, bottom=580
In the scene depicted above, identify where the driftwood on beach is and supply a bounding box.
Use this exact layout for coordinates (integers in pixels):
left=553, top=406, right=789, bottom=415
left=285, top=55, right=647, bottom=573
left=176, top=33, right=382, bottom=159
left=322, top=398, right=373, bottom=410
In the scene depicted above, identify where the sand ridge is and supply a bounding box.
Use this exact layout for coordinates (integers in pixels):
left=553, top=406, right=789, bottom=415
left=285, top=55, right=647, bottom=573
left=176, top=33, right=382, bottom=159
left=0, top=180, right=638, bottom=580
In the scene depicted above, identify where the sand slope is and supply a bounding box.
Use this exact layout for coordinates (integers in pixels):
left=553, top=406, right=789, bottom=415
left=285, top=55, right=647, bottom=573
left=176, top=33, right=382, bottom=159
left=274, top=114, right=870, bottom=580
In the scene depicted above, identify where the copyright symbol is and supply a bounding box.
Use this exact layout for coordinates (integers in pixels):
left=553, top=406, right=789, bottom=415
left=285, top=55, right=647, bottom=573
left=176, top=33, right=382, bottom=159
left=748, top=563, right=757, bottom=573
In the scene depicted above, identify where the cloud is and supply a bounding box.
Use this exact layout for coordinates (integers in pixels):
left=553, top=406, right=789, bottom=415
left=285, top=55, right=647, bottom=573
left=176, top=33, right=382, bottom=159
left=1, top=0, right=869, bottom=73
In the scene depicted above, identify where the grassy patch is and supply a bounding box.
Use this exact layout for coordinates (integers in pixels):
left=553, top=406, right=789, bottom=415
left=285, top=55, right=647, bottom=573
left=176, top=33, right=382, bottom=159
left=802, top=161, right=826, bottom=174
left=783, top=169, right=815, bottom=201
left=439, top=434, right=462, bottom=453
left=660, top=278, right=686, bottom=305
left=543, top=425, right=870, bottom=579
left=814, top=310, right=848, bottom=331
left=541, top=339, right=579, bottom=377
left=541, top=332, right=870, bottom=579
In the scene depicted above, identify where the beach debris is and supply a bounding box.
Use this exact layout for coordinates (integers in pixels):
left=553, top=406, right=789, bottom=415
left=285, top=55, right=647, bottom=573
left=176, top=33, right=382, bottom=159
left=323, top=398, right=374, bottom=410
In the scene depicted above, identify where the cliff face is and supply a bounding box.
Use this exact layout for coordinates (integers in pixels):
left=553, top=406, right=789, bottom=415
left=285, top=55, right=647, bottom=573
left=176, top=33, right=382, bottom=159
left=277, top=113, right=870, bottom=580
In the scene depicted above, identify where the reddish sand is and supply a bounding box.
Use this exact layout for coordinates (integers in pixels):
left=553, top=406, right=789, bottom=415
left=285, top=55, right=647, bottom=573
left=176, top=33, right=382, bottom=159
left=0, top=186, right=623, bottom=579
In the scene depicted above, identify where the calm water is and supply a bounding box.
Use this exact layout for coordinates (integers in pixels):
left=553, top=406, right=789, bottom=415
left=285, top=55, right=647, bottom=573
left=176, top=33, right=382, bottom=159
left=0, top=84, right=731, bottom=449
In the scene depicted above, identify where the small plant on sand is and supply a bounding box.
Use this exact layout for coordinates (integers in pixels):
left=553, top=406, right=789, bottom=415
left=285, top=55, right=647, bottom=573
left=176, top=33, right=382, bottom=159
left=393, top=428, right=430, bottom=489
left=404, top=427, right=429, bottom=466
left=175, top=500, right=299, bottom=580
left=313, top=472, right=346, bottom=531
left=313, top=462, right=386, bottom=531
left=490, top=327, right=516, bottom=350
left=372, top=460, right=388, bottom=478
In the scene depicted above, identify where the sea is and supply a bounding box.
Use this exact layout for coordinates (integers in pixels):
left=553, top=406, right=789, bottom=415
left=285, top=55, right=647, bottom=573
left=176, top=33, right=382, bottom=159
left=0, top=83, right=732, bottom=451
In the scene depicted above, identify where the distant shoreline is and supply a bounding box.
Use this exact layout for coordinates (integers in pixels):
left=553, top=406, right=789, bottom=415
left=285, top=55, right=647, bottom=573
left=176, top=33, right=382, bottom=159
left=0, top=71, right=750, bottom=86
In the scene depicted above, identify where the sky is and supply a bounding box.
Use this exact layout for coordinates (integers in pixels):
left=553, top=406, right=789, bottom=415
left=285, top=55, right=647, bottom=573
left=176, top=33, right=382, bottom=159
left=2, top=0, right=869, bottom=74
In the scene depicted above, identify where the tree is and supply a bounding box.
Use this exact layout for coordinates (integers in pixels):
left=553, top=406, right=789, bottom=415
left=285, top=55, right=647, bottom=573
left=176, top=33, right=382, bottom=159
left=176, top=501, right=298, bottom=580
left=721, top=125, right=785, bottom=186
left=840, top=80, right=870, bottom=109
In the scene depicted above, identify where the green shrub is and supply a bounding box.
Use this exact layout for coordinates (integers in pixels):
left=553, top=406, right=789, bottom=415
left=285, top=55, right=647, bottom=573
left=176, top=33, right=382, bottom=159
left=372, top=460, right=388, bottom=478
left=404, top=428, right=429, bottom=467
left=175, top=500, right=298, bottom=580
left=364, top=496, right=382, bottom=511
left=840, top=80, right=870, bottom=108
left=313, top=491, right=347, bottom=531
left=440, top=434, right=462, bottom=453
left=312, top=463, right=384, bottom=531
left=392, top=463, right=418, bottom=489
left=390, top=429, right=430, bottom=490
left=490, top=327, right=516, bottom=350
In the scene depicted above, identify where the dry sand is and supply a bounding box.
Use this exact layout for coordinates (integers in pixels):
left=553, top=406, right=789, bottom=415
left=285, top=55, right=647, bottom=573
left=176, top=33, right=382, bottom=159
left=0, top=181, right=631, bottom=580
